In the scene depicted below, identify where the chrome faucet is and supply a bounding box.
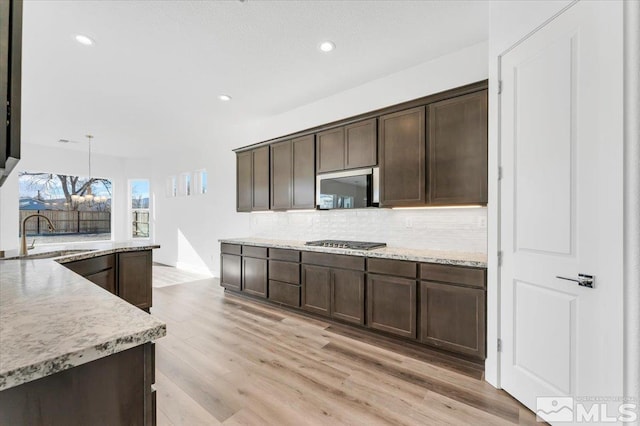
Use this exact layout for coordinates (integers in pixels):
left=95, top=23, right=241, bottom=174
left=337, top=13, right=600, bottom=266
left=20, top=214, right=55, bottom=256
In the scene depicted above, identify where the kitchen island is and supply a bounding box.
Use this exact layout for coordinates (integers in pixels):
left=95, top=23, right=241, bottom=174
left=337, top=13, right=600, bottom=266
left=0, top=242, right=166, bottom=425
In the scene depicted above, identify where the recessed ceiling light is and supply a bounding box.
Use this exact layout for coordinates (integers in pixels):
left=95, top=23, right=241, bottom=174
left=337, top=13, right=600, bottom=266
left=319, top=41, right=335, bottom=52
left=218, top=94, right=232, bottom=101
left=75, top=34, right=94, bottom=46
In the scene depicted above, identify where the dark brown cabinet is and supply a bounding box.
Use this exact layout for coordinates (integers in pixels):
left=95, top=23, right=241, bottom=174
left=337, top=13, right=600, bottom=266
left=118, top=251, right=152, bottom=310
left=236, top=146, right=270, bottom=212
left=221, top=254, right=242, bottom=291
left=267, top=249, right=301, bottom=307
left=331, top=269, right=365, bottom=325
left=62, top=250, right=154, bottom=311
left=291, top=135, right=315, bottom=209
left=379, top=106, right=426, bottom=207
left=427, top=90, right=488, bottom=205
left=236, top=151, right=252, bottom=212
left=64, top=254, right=116, bottom=294
left=419, top=281, right=486, bottom=359
left=0, top=0, right=22, bottom=186
left=316, top=119, right=377, bottom=173
left=367, top=274, right=417, bottom=339
left=344, top=119, right=377, bottom=170
left=252, top=146, right=270, bottom=211
left=270, top=135, right=315, bottom=210
left=301, top=265, right=331, bottom=316
left=243, top=256, right=267, bottom=298
left=316, top=128, right=344, bottom=173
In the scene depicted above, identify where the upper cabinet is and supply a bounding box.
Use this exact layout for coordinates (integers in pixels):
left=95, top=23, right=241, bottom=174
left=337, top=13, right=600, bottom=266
left=234, top=82, right=488, bottom=211
left=0, top=0, right=22, bottom=186
left=379, top=107, right=426, bottom=207
left=270, top=135, right=315, bottom=210
left=427, top=90, right=488, bottom=205
left=316, top=118, right=377, bottom=173
left=236, top=146, right=270, bottom=212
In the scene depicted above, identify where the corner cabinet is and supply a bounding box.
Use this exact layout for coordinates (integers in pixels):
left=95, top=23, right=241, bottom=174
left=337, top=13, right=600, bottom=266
left=118, top=251, right=153, bottom=310
left=427, top=90, right=488, bottom=205
left=379, top=107, right=426, bottom=207
left=236, top=146, right=270, bottom=212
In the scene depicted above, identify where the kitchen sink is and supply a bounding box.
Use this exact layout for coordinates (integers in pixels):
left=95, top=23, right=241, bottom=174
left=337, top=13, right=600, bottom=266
left=0, top=249, right=96, bottom=260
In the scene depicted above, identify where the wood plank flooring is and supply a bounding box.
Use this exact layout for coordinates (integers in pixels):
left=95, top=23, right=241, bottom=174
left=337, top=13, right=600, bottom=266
left=151, top=274, right=538, bottom=425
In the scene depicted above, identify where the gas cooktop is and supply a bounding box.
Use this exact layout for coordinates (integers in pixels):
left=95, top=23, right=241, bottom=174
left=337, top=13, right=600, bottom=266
left=305, top=240, right=387, bottom=250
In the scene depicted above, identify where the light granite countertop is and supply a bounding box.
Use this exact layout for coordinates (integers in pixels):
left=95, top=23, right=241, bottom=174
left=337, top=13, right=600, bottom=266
left=219, top=238, right=487, bottom=268
left=0, top=242, right=166, bottom=391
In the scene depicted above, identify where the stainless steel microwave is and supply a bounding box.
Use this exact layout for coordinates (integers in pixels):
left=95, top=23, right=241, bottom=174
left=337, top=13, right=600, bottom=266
left=316, top=167, right=380, bottom=209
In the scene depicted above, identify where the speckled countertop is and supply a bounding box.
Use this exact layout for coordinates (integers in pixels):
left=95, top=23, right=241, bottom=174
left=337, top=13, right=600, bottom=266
left=219, top=238, right=487, bottom=268
left=0, top=242, right=166, bottom=391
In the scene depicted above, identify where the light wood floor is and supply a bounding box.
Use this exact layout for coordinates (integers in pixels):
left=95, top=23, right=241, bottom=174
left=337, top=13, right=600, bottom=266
left=151, top=273, right=538, bottom=425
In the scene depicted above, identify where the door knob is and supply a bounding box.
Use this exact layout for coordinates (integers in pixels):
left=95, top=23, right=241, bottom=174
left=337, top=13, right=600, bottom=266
left=556, top=273, right=595, bottom=288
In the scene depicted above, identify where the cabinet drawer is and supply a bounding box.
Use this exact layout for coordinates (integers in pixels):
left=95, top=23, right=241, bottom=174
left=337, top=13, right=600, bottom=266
left=367, top=258, right=416, bottom=278
left=269, top=260, right=300, bottom=284
left=268, top=280, right=301, bottom=307
left=221, top=243, right=241, bottom=255
left=64, top=254, right=115, bottom=277
left=269, top=248, right=300, bottom=262
left=420, top=263, right=486, bottom=289
left=302, top=251, right=365, bottom=271
left=243, top=246, right=268, bottom=258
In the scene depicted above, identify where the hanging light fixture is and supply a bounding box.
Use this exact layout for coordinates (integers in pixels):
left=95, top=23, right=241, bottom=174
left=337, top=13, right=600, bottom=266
left=84, top=134, right=94, bottom=202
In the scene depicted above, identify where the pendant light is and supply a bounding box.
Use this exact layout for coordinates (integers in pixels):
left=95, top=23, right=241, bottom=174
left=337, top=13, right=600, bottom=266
left=84, top=134, right=94, bottom=202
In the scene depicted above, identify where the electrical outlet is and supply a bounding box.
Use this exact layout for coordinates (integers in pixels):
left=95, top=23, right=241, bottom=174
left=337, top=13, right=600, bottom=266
left=478, top=217, right=487, bottom=228
left=405, top=218, right=413, bottom=228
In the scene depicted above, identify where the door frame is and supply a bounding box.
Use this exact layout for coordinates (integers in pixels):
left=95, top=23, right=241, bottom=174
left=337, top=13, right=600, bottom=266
left=488, top=0, right=640, bottom=400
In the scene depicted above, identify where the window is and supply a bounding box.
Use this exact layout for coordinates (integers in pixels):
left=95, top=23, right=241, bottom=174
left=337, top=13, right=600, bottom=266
left=194, top=169, right=207, bottom=195
left=130, top=179, right=150, bottom=238
left=18, top=171, right=112, bottom=244
left=178, top=172, right=191, bottom=196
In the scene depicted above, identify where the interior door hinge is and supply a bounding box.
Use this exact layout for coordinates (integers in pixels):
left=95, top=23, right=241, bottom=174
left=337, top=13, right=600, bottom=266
left=497, top=338, right=503, bottom=353
left=498, top=166, right=503, bottom=180
left=498, top=251, right=503, bottom=267
left=497, top=80, right=503, bottom=95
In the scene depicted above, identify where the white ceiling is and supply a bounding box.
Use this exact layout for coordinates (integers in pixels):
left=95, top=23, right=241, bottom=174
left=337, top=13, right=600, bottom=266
left=21, top=0, right=489, bottom=158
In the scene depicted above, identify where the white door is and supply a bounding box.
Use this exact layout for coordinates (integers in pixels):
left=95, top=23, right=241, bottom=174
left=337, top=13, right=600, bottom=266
left=499, top=1, right=624, bottom=423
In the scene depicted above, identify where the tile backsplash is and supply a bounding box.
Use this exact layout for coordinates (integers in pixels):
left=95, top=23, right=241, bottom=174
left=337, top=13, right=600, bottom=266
left=249, top=208, right=487, bottom=253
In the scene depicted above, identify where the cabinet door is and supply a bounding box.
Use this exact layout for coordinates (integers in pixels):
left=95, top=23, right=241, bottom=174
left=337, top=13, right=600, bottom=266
left=236, top=151, right=252, bottom=212
left=118, top=251, right=152, bottom=310
left=270, top=140, right=292, bottom=210
left=345, top=118, right=377, bottom=170
left=85, top=268, right=116, bottom=294
left=292, top=135, right=315, bottom=209
left=428, top=90, right=488, bottom=205
left=419, top=281, right=486, bottom=359
left=367, top=274, right=417, bottom=339
left=316, top=127, right=344, bottom=173
left=331, top=269, right=364, bottom=325
left=301, top=265, right=331, bottom=316
left=252, top=146, right=270, bottom=211
left=379, top=107, right=426, bottom=207
left=242, top=257, right=267, bottom=298
left=221, top=254, right=242, bottom=291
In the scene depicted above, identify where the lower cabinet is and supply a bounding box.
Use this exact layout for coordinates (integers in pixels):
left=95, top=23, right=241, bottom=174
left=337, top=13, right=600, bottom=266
left=268, top=280, right=300, bottom=307
left=242, top=256, right=267, bottom=298
left=62, top=250, right=153, bottom=311
left=118, top=251, right=152, bottom=310
left=220, top=254, right=242, bottom=291
left=301, top=265, right=331, bottom=316
left=367, top=274, right=417, bottom=339
left=331, top=269, right=365, bottom=325
left=419, top=281, right=486, bottom=358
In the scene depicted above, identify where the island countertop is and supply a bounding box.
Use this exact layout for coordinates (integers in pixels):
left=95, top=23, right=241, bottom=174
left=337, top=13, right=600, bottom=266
left=219, top=237, right=487, bottom=268
left=0, top=242, right=166, bottom=391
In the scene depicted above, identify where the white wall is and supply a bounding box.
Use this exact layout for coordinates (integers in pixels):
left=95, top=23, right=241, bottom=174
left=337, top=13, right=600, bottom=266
left=0, top=142, right=152, bottom=250
left=485, top=0, right=573, bottom=387
left=150, top=41, right=489, bottom=274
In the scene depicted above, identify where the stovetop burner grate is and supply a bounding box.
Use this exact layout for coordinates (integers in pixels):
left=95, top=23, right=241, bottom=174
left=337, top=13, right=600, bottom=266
left=305, top=240, right=387, bottom=250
